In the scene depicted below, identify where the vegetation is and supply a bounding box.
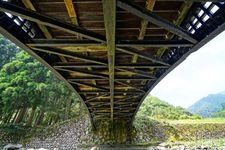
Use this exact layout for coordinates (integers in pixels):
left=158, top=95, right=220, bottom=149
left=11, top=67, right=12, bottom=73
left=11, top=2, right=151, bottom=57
left=137, top=96, right=201, bottom=120
left=0, top=35, right=82, bottom=131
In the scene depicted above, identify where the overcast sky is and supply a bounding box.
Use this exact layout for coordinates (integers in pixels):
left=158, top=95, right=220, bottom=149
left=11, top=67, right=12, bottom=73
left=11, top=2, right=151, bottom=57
left=150, top=31, right=225, bottom=108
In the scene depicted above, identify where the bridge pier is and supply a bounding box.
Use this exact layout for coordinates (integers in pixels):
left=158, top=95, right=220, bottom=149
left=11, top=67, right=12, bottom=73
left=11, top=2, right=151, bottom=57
left=94, top=120, right=132, bottom=144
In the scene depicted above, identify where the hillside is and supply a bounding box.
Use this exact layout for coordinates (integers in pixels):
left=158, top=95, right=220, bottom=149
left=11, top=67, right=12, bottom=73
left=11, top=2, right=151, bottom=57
left=188, top=91, right=225, bottom=117
left=137, top=96, right=199, bottom=120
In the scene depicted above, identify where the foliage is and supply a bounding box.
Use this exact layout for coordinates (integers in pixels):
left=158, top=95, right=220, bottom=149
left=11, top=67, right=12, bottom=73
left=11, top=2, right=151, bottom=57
left=137, top=96, right=200, bottom=120
left=0, top=36, right=82, bottom=132
left=0, top=34, right=20, bottom=68
left=188, top=92, right=225, bottom=117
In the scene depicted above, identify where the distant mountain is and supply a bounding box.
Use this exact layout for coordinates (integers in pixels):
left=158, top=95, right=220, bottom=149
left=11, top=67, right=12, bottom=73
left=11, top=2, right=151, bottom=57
left=188, top=91, right=225, bottom=118
left=137, top=96, right=200, bottom=120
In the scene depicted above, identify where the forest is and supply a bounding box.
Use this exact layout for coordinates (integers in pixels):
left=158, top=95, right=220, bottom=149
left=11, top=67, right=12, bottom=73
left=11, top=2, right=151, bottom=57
left=0, top=35, right=82, bottom=128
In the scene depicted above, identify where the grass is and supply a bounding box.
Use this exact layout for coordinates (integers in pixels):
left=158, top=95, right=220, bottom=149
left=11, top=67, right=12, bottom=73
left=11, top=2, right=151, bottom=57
left=164, top=118, right=225, bottom=125
left=177, top=138, right=225, bottom=147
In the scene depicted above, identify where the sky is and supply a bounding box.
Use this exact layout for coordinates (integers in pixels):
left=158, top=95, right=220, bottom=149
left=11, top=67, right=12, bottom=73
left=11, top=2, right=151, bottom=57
left=151, top=31, right=225, bottom=108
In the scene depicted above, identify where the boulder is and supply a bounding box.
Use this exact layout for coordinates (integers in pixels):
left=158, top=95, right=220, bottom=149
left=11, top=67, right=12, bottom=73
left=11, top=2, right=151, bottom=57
left=3, top=144, right=23, bottom=150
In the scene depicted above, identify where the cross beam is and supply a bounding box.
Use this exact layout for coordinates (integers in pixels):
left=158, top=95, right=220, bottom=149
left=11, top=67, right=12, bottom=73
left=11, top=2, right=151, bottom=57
left=26, top=39, right=193, bottom=47
left=32, top=47, right=107, bottom=65
left=117, top=0, right=198, bottom=44
left=0, top=1, right=106, bottom=42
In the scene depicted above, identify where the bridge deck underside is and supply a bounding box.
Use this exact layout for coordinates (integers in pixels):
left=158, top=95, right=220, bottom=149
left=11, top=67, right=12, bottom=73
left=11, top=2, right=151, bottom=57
left=0, top=0, right=225, bottom=126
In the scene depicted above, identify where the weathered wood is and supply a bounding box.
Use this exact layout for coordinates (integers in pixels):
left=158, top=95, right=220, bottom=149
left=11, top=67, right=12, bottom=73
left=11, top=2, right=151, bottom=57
left=117, top=0, right=197, bottom=43
left=68, top=77, right=107, bottom=81
left=117, top=40, right=193, bottom=47
left=85, top=94, right=110, bottom=103
left=117, top=68, right=156, bottom=79
left=132, top=0, right=156, bottom=63
left=22, top=0, right=52, bottom=39
left=53, top=62, right=106, bottom=68
left=157, top=1, right=193, bottom=57
left=115, top=81, right=146, bottom=93
left=53, top=62, right=168, bottom=69
left=0, top=1, right=106, bottom=42
left=116, top=64, right=169, bottom=69
left=69, top=81, right=109, bottom=91
left=54, top=67, right=109, bottom=79
left=102, top=0, right=116, bottom=121
left=64, top=0, right=78, bottom=25
left=32, top=47, right=107, bottom=65
left=26, top=39, right=192, bottom=47
left=26, top=39, right=102, bottom=47
left=117, top=47, right=170, bottom=66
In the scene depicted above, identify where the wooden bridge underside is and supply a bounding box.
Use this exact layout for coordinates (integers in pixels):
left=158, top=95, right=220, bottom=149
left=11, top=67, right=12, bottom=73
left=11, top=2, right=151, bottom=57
left=0, top=0, right=225, bottom=126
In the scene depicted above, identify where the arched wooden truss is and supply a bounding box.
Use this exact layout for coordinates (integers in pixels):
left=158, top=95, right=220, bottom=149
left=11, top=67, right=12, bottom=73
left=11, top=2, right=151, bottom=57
left=0, top=0, right=225, bottom=127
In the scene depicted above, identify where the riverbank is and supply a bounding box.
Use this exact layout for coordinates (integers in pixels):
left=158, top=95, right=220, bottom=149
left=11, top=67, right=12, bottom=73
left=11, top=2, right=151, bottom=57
left=1, top=116, right=225, bottom=149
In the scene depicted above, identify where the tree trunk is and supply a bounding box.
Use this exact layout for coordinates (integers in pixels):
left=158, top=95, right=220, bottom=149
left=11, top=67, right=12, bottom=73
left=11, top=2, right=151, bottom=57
left=27, top=107, right=36, bottom=126
left=35, top=109, right=45, bottom=126
left=12, top=109, right=19, bottom=124
left=64, top=95, right=72, bottom=120
left=15, top=107, right=27, bottom=123
left=48, top=115, right=53, bottom=125
left=6, top=110, right=14, bottom=124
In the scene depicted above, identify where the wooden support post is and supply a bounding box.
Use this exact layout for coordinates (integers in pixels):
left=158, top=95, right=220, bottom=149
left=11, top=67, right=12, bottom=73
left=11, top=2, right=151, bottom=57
left=102, top=0, right=116, bottom=121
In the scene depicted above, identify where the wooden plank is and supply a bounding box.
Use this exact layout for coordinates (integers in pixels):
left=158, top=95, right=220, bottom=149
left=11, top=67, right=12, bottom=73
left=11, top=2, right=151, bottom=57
left=102, top=0, right=116, bottom=121
left=26, top=39, right=102, bottom=47
left=138, top=0, right=156, bottom=40
left=53, top=62, right=168, bottom=69
left=53, top=62, right=107, bottom=68
left=132, top=0, right=156, bottom=63
left=117, top=68, right=156, bottom=79
left=117, top=47, right=170, bottom=66
left=68, top=77, right=107, bottom=81
left=0, top=1, right=106, bottom=42
left=157, top=1, right=193, bottom=57
left=116, top=63, right=169, bottom=69
left=69, top=81, right=109, bottom=91
left=26, top=39, right=192, bottom=47
left=115, top=76, right=155, bottom=81
left=117, top=40, right=193, bottom=47
left=64, top=0, right=78, bottom=25
left=32, top=47, right=107, bottom=65
left=21, top=0, right=68, bottom=62
left=115, top=81, right=146, bottom=93
left=117, top=0, right=197, bottom=44
left=22, top=0, right=52, bottom=39
left=63, top=0, right=97, bottom=87
left=54, top=67, right=109, bottom=79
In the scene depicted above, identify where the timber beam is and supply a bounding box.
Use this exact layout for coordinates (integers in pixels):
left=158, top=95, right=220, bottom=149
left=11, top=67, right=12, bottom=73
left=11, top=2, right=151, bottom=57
left=117, top=47, right=170, bottom=66
left=115, top=81, right=146, bottom=93
left=53, top=62, right=169, bottom=69
left=117, top=0, right=198, bottom=44
left=26, top=39, right=193, bottom=47
left=102, top=0, right=116, bottom=121
left=116, top=68, right=156, bottom=79
left=0, top=1, right=106, bottom=42
left=32, top=47, right=107, bottom=65
left=69, top=81, right=109, bottom=91
left=54, top=67, right=109, bottom=79
left=53, top=62, right=107, bottom=68
left=85, top=93, right=110, bottom=103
